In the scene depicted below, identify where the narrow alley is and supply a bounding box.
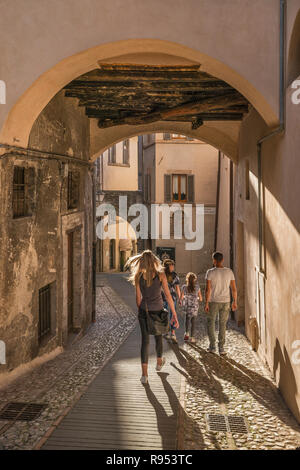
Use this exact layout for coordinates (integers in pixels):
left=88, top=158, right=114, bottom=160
left=0, top=274, right=298, bottom=450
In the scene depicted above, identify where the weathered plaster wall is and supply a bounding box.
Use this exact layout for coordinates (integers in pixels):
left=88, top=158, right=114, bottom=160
left=235, top=84, right=300, bottom=422
left=216, top=153, right=230, bottom=266
left=0, top=91, right=92, bottom=374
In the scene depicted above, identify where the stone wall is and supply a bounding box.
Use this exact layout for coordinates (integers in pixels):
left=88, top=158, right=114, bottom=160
left=0, top=91, right=93, bottom=376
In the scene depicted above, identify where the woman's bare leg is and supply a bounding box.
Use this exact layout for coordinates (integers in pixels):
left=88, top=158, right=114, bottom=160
left=142, top=363, right=148, bottom=376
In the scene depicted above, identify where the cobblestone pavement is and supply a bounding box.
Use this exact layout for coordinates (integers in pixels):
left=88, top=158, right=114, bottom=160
left=0, top=282, right=136, bottom=450
left=1, top=274, right=299, bottom=451
left=178, top=304, right=300, bottom=450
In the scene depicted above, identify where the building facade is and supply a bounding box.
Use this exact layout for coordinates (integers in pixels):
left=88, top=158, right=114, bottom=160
left=94, top=137, right=142, bottom=272
left=141, top=133, right=228, bottom=278
left=0, top=91, right=94, bottom=381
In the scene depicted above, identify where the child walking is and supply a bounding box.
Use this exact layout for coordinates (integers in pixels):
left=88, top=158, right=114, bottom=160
left=180, top=272, right=202, bottom=343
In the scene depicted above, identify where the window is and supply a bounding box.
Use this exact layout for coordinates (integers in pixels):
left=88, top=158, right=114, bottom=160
left=12, top=166, right=35, bottom=218
left=164, top=174, right=194, bottom=203
left=163, top=133, right=171, bottom=140
left=38, top=284, right=51, bottom=342
left=172, top=174, right=187, bottom=202
left=13, top=166, right=25, bottom=217
left=122, top=140, right=130, bottom=165
left=68, top=170, right=80, bottom=210
left=108, top=145, right=116, bottom=164
left=245, top=160, right=250, bottom=200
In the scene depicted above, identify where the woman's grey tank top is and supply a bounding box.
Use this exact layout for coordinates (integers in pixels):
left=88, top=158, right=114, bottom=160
left=139, top=274, right=163, bottom=311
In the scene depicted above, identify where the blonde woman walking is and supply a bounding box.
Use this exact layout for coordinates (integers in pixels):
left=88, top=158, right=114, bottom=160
left=125, top=250, right=179, bottom=385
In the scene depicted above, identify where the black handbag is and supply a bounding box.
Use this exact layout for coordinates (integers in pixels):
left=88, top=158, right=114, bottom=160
left=144, top=300, right=170, bottom=336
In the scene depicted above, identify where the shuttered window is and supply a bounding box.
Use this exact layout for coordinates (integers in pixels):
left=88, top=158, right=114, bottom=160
left=164, top=174, right=172, bottom=203
left=164, top=174, right=195, bottom=203
left=187, top=174, right=195, bottom=202
left=108, top=145, right=116, bottom=164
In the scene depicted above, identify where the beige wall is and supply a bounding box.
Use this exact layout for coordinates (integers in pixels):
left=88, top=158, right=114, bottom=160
left=234, top=80, right=300, bottom=421
left=216, top=153, right=231, bottom=266
left=143, top=135, right=218, bottom=276
left=100, top=137, right=138, bottom=191
left=154, top=135, right=218, bottom=204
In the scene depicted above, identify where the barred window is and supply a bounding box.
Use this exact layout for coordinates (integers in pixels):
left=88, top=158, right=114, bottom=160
left=13, top=166, right=26, bottom=218
left=12, top=166, right=35, bottom=218
left=68, top=171, right=80, bottom=210
left=38, top=285, right=51, bottom=341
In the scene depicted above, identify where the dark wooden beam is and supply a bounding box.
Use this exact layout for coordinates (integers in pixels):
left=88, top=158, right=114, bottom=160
left=96, top=92, right=247, bottom=128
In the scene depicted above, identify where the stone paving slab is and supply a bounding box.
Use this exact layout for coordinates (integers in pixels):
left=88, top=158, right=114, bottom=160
left=42, top=273, right=185, bottom=450
left=0, top=279, right=136, bottom=450
left=179, top=306, right=300, bottom=450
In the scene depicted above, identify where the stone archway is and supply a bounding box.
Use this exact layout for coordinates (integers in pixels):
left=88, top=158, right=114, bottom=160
left=0, top=39, right=278, bottom=151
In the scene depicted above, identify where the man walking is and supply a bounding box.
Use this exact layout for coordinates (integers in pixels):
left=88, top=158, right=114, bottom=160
left=205, top=252, right=237, bottom=355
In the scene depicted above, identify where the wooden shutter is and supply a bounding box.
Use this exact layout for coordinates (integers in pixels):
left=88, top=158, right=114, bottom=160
left=187, top=175, right=195, bottom=202
left=164, top=174, right=172, bottom=203
left=123, top=140, right=129, bottom=165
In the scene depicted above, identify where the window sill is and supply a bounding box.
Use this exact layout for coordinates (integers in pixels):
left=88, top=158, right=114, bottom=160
left=107, top=162, right=130, bottom=168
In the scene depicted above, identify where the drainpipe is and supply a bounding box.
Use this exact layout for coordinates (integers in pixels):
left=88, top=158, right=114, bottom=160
left=214, top=151, right=221, bottom=251
left=229, top=160, right=234, bottom=270
left=257, top=0, right=285, bottom=272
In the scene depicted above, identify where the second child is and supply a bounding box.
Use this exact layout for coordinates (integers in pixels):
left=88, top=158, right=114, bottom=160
left=180, top=272, right=202, bottom=343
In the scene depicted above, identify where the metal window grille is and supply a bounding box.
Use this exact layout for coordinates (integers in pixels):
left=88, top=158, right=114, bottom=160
left=13, top=166, right=26, bottom=218
left=38, top=284, right=51, bottom=341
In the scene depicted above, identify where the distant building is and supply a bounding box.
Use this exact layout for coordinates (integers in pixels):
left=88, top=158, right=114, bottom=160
left=94, top=137, right=143, bottom=272
left=141, top=133, right=229, bottom=277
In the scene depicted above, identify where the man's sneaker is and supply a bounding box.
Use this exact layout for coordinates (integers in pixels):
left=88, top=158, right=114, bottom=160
left=140, top=375, right=148, bottom=384
left=156, top=357, right=166, bottom=371
left=184, top=333, right=190, bottom=342
left=219, top=350, right=227, bottom=356
left=207, top=347, right=216, bottom=353
left=189, top=337, right=196, bottom=344
left=164, top=333, right=171, bottom=340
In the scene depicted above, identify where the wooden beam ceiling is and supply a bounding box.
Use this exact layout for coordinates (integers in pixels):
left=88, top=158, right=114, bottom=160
left=64, top=64, right=249, bottom=129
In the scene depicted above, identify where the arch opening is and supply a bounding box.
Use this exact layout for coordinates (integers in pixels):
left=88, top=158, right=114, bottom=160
left=0, top=39, right=278, bottom=150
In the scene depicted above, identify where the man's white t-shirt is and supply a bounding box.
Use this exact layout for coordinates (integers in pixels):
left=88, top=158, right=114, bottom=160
left=205, top=267, right=235, bottom=303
